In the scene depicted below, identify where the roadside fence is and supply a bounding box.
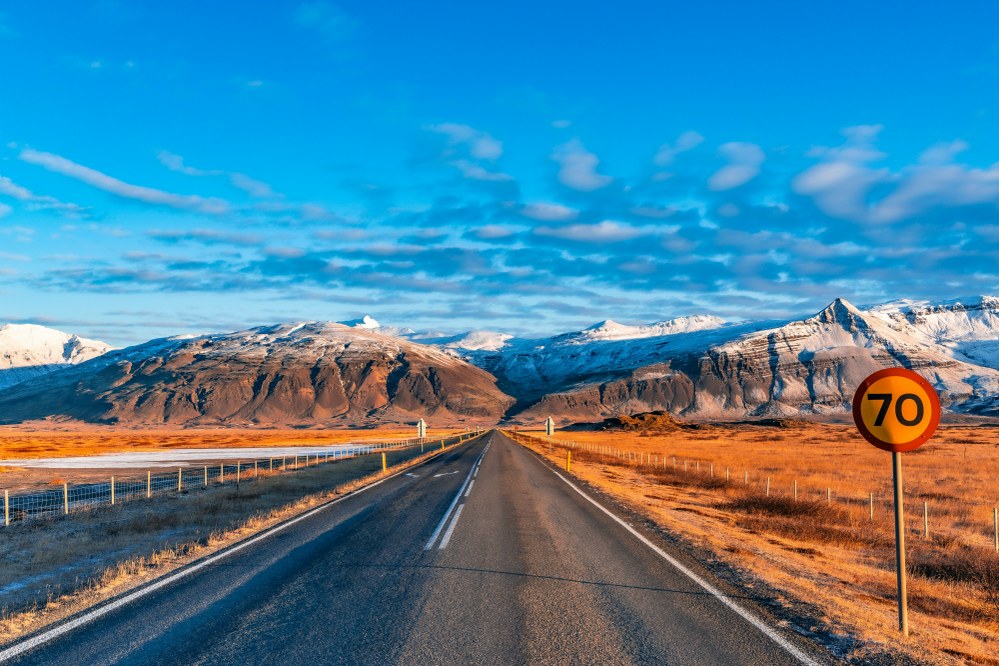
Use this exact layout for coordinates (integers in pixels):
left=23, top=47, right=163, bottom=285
left=2, top=431, right=478, bottom=528
left=508, top=431, right=999, bottom=554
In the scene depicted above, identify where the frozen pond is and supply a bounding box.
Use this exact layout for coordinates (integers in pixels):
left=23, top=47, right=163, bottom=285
left=0, top=445, right=378, bottom=469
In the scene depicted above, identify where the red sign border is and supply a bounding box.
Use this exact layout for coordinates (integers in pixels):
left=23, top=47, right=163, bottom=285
left=852, top=368, right=941, bottom=453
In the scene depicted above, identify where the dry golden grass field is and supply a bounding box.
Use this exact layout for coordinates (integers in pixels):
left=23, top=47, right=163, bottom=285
left=0, top=426, right=427, bottom=459
left=512, top=423, right=999, bottom=665
left=0, top=436, right=456, bottom=645
left=0, top=427, right=457, bottom=492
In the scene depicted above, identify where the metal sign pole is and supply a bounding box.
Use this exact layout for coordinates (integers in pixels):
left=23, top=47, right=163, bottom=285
left=892, top=451, right=908, bottom=637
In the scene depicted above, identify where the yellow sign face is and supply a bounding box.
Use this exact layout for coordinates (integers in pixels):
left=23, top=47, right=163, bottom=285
left=853, top=368, right=941, bottom=453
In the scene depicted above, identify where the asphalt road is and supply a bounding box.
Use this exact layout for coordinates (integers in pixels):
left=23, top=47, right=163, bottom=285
left=2, top=431, right=827, bottom=665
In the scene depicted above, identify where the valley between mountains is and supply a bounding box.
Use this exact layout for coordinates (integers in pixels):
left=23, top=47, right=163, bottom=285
left=2, top=296, right=999, bottom=426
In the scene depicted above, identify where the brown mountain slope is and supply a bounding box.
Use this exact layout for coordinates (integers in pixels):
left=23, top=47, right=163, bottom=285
left=0, top=322, right=513, bottom=426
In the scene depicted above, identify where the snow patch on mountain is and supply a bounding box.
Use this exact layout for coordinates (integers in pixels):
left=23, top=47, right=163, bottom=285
left=866, top=295, right=999, bottom=368
left=0, top=324, right=113, bottom=389
left=337, top=315, right=416, bottom=338
left=565, top=315, right=727, bottom=343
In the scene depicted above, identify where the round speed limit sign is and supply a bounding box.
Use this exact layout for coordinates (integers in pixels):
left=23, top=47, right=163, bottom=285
left=853, top=368, right=941, bottom=453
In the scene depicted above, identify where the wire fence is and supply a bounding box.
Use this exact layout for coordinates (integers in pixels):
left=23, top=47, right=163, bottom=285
left=2, top=431, right=479, bottom=527
left=509, top=431, right=999, bottom=554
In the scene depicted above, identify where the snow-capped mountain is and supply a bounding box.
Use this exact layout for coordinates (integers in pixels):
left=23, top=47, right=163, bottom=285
left=455, top=317, right=761, bottom=402
left=0, top=324, right=112, bottom=390
left=3, top=297, right=999, bottom=426
left=0, top=322, right=512, bottom=426
left=513, top=298, right=999, bottom=422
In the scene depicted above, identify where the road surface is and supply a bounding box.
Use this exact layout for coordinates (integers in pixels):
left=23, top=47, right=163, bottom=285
left=1, top=431, right=826, bottom=665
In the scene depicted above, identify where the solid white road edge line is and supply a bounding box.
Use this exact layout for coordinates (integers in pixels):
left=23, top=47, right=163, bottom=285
left=437, top=504, right=465, bottom=550
left=534, top=450, right=822, bottom=666
left=0, top=442, right=466, bottom=664
left=423, top=447, right=484, bottom=551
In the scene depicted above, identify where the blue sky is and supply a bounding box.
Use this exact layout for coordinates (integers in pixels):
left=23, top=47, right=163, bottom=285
left=2, top=1, right=999, bottom=346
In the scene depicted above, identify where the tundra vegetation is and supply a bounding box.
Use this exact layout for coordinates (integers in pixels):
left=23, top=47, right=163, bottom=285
left=516, top=422, right=999, bottom=665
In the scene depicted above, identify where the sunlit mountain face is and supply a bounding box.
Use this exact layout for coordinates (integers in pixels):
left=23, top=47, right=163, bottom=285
left=3, top=296, right=999, bottom=424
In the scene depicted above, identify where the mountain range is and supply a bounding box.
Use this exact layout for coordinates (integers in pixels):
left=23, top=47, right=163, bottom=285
left=2, top=296, right=999, bottom=426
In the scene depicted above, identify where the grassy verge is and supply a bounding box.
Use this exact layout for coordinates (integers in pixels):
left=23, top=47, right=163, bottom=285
left=0, top=440, right=462, bottom=646
left=510, top=431, right=999, bottom=666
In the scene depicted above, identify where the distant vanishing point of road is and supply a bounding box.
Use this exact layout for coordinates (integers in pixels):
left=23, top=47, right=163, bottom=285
left=1, top=431, right=828, bottom=665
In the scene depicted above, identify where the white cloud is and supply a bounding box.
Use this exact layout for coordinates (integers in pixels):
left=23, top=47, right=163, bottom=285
left=22, top=149, right=230, bottom=215
left=708, top=142, right=765, bottom=190
left=793, top=126, right=890, bottom=220
left=794, top=126, right=999, bottom=223
left=0, top=175, right=82, bottom=213
left=0, top=177, right=34, bottom=200
left=794, top=161, right=890, bottom=220
left=918, top=140, right=969, bottom=165
left=654, top=130, right=704, bottom=166
left=520, top=202, right=578, bottom=221
left=552, top=119, right=571, bottom=129
left=475, top=225, right=516, bottom=239
left=535, top=220, right=641, bottom=242
left=551, top=139, right=612, bottom=191
left=451, top=160, right=512, bottom=182
left=0, top=203, right=12, bottom=218
left=426, top=124, right=510, bottom=182
left=157, top=151, right=277, bottom=199
left=870, top=162, right=999, bottom=223
left=428, top=123, right=503, bottom=160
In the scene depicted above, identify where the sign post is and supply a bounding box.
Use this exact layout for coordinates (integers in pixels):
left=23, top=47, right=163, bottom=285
left=853, top=368, right=941, bottom=637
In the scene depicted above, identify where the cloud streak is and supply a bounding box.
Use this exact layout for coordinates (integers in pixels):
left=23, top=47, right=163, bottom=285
left=158, top=151, right=279, bottom=198
left=535, top=220, right=643, bottom=242
left=0, top=175, right=82, bottom=213
left=20, top=149, right=230, bottom=214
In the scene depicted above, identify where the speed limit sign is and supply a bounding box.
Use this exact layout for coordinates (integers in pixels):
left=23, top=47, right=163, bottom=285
left=853, top=367, right=941, bottom=638
left=853, top=368, right=941, bottom=453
